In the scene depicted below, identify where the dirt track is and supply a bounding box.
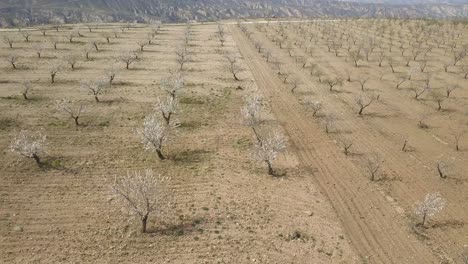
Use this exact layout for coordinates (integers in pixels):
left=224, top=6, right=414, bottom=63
left=230, top=25, right=445, bottom=264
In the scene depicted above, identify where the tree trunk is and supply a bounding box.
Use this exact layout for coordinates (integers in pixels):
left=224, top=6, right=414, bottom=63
left=233, top=73, right=239, bottom=81
left=51, top=74, right=55, bottom=83
left=22, top=93, right=28, bottom=100
left=266, top=160, right=274, bottom=176
left=74, top=116, right=80, bottom=126
left=32, top=153, right=41, bottom=165
left=156, top=149, right=165, bottom=160
left=11, top=63, right=16, bottom=69
left=421, top=213, right=427, bottom=227
left=141, top=214, right=148, bottom=233
left=94, top=96, right=100, bottom=102
left=126, top=63, right=130, bottom=70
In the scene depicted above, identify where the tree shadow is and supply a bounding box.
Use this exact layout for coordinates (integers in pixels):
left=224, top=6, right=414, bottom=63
left=147, top=217, right=205, bottom=236
left=430, top=220, right=465, bottom=229
left=171, top=149, right=211, bottom=164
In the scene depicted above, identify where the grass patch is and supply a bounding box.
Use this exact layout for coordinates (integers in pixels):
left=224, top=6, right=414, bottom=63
left=178, top=121, right=202, bottom=130
left=0, top=117, right=16, bottom=130
left=179, top=97, right=205, bottom=105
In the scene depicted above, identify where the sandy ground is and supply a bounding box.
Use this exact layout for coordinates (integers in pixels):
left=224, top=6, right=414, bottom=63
left=231, top=19, right=467, bottom=263
left=0, top=23, right=358, bottom=263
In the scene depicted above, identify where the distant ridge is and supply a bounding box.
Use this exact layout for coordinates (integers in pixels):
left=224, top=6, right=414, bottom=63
left=0, top=0, right=467, bottom=27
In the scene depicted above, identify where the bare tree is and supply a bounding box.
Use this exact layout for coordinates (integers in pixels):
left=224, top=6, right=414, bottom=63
left=10, top=130, right=47, bottom=165
left=80, top=79, right=107, bottom=102
left=395, top=74, right=409, bottom=89
left=430, top=91, right=445, bottom=111
left=305, top=99, right=322, bottom=117
left=341, top=138, right=353, bottom=156
left=358, top=76, right=370, bottom=91
left=365, top=153, right=384, bottom=181
left=117, top=50, right=137, bottom=70
left=445, top=84, right=459, bottom=98
left=410, top=83, right=430, bottom=100
left=324, top=78, right=343, bottom=92
left=64, top=54, right=80, bottom=70
left=324, top=114, right=337, bottom=133
left=137, top=40, right=148, bottom=52
left=349, top=50, right=362, bottom=67
left=32, top=42, right=47, bottom=58
left=175, top=46, right=189, bottom=70
left=451, top=129, right=464, bottom=151
left=264, top=49, right=272, bottom=62
left=137, top=113, right=172, bottom=160
left=436, top=160, right=449, bottom=179
left=452, top=50, right=466, bottom=66
left=55, top=99, right=85, bottom=126
left=49, top=37, right=59, bottom=50
left=47, top=60, right=62, bottom=84
left=5, top=55, right=18, bottom=69
left=111, top=169, right=170, bottom=233
left=20, top=80, right=33, bottom=100
left=355, top=94, right=377, bottom=115
left=155, top=96, right=178, bottom=124
left=414, top=192, right=445, bottom=227
left=39, top=26, right=48, bottom=36
left=105, top=64, right=118, bottom=87
left=83, top=43, right=95, bottom=60
left=3, top=36, right=15, bottom=48
left=66, top=30, right=78, bottom=43
left=254, top=131, right=287, bottom=175
left=401, top=138, right=409, bottom=152
left=225, top=53, right=242, bottom=81
left=21, top=31, right=31, bottom=42
left=241, top=93, right=263, bottom=143
left=418, top=111, right=430, bottom=129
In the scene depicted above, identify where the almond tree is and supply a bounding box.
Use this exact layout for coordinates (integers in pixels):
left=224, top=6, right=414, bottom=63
left=452, top=129, right=464, bottom=151
left=64, top=54, right=80, bottom=70
left=3, top=36, right=15, bottom=48
left=358, top=76, right=370, bottom=91
left=430, top=91, right=445, bottom=111
left=241, top=93, right=263, bottom=143
left=175, top=46, right=189, bottom=70
left=324, top=114, right=336, bottom=133
left=49, top=37, right=59, bottom=50
left=55, top=99, right=85, bottom=126
left=365, top=153, right=384, bottom=181
left=445, top=84, right=459, bottom=98
left=32, top=42, right=47, bottom=58
left=21, top=31, right=31, bottom=42
left=5, top=55, right=18, bottom=69
left=305, top=99, right=322, bottom=117
left=155, top=96, right=178, bottom=124
left=341, top=138, right=353, bottom=156
left=324, top=77, right=343, bottom=92
left=436, top=160, right=449, bottom=179
left=111, top=169, right=170, bottom=233
left=137, top=113, right=172, bottom=160
left=355, top=94, right=377, bottom=115
left=410, top=83, right=430, bottom=100
left=47, top=60, right=62, bottom=83
left=137, top=40, right=148, bottom=52
left=117, top=50, right=137, bottom=70
left=20, top=80, right=33, bottom=100
left=225, top=53, right=241, bottom=81
left=105, top=64, right=118, bottom=87
left=161, top=71, right=184, bottom=99
left=80, top=79, right=107, bottom=102
left=414, top=192, right=445, bottom=227
left=10, top=130, right=47, bottom=165
left=254, top=131, right=287, bottom=175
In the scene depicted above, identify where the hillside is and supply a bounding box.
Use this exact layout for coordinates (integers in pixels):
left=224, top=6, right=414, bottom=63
left=0, top=0, right=467, bottom=27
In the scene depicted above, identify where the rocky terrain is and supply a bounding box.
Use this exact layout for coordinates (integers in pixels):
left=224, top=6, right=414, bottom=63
left=0, top=0, right=467, bottom=27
